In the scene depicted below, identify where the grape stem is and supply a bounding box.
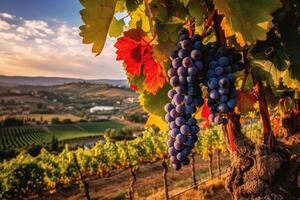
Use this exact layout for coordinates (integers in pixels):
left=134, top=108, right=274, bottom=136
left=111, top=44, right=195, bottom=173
left=241, top=51, right=251, bottom=91
left=201, top=9, right=216, bottom=38
left=144, top=0, right=156, bottom=40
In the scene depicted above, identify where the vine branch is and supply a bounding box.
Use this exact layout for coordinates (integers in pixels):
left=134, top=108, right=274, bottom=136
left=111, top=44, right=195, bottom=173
left=201, top=9, right=216, bottom=38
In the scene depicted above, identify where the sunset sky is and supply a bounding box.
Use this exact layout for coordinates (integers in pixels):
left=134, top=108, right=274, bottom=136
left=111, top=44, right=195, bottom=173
left=0, top=0, right=126, bottom=79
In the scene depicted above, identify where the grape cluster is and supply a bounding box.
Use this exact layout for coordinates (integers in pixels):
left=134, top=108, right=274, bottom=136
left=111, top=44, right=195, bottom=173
left=204, top=43, right=245, bottom=125
left=165, top=28, right=205, bottom=170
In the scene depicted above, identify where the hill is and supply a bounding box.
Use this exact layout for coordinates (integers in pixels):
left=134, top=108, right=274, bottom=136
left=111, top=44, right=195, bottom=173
left=0, top=75, right=129, bottom=87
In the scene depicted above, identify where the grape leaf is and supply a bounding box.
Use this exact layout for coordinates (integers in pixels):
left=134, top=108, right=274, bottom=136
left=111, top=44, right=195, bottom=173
left=139, top=84, right=171, bottom=119
left=79, top=0, right=117, bottom=55
left=125, top=0, right=142, bottom=11
left=108, top=16, right=125, bottom=38
left=236, top=90, right=256, bottom=115
left=188, top=0, right=206, bottom=23
left=114, top=29, right=167, bottom=94
left=179, top=0, right=190, bottom=7
left=146, top=114, right=168, bottom=132
left=214, top=0, right=282, bottom=45
left=128, top=3, right=150, bottom=33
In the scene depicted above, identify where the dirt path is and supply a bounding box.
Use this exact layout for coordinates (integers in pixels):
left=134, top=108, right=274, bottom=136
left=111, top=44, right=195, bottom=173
left=41, top=156, right=229, bottom=200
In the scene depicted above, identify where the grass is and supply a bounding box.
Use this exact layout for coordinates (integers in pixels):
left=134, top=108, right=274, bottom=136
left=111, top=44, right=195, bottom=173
left=78, top=121, right=124, bottom=132
left=47, top=121, right=124, bottom=140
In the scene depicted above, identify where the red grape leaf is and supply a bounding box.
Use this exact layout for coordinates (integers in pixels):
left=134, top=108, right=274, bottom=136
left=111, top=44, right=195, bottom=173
left=200, top=101, right=210, bottom=128
left=114, top=28, right=167, bottom=94
left=236, top=90, right=257, bottom=114
left=130, top=84, right=138, bottom=91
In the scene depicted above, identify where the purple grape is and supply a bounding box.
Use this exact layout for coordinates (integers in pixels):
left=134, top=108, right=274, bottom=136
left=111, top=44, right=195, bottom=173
left=218, top=56, right=229, bottom=66
left=175, top=116, right=185, bottom=126
left=194, top=60, right=204, bottom=71
left=168, top=147, right=177, bottom=156
left=215, top=67, right=224, bottom=76
left=174, top=141, right=184, bottom=151
left=177, top=152, right=187, bottom=161
left=180, top=125, right=190, bottom=135
left=191, top=49, right=201, bottom=60
left=175, top=85, right=187, bottom=94
left=209, top=61, right=218, bottom=69
left=165, top=113, right=174, bottom=123
left=182, top=57, right=193, bottom=68
left=170, top=76, right=180, bottom=87
left=177, top=66, right=188, bottom=77
left=170, top=128, right=180, bottom=138
left=169, top=121, right=178, bottom=129
left=193, top=41, right=201, bottom=50
left=184, top=95, right=193, bottom=104
left=170, top=156, right=179, bottom=164
left=214, top=115, right=222, bottom=124
left=179, top=76, right=187, bottom=84
left=187, top=76, right=195, bottom=84
left=181, top=39, right=191, bottom=49
left=220, top=95, right=229, bottom=103
left=208, top=78, right=218, bottom=89
left=188, top=67, right=198, bottom=76
left=164, top=103, right=174, bottom=112
left=219, top=77, right=230, bottom=88
left=227, top=99, right=237, bottom=109
left=227, top=73, right=235, bottom=81
left=186, top=137, right=195, bottom=147
left=191, top=34, right=201, bottom=42
left=178, top=49, right=189, bottom=58
left=176, top=104, right=185, bottom=113
left=175, top=134, right=185, bottom=143
left=167, top=138, right=175, bottom=147
left=218, top=88, right=229, bottom=95
left=187, top=118, right=197, bottom=126
left=209, top=90, right=220, bottom=100
left=190, top=125, right=199, bottom=134
left=179, top=34, right=189, bottom=41
left=172, top=58, right=182, bottom=68
left=184, top=105, right=194, bottom=114
left=218, top=103, right=228, bottom=113
left=173, top=93, right=184, bottom=105
left=170, top=50, right=178, bottom=60
left=170, top=109, right=179, bottom=118
left=168, top=68, right=177, bottom=77
left=168, top=89, right=176, bottom=99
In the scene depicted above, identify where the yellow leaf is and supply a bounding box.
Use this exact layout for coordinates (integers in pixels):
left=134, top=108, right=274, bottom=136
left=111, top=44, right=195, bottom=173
left=129, top=3, right=150, bottom=33
left=79, top=0, right=117, bottom=55
left=146, top=114, right=168, bottom=132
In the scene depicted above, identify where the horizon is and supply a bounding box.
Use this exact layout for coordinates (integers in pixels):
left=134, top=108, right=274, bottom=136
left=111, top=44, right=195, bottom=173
left=0, top=74, right=127, bottom=81
left=0, top=0, right=126, bottom=80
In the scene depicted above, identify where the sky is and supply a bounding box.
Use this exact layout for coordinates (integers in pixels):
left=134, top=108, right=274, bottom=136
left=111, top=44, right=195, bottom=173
left=0, top=0, right=126, bottom=80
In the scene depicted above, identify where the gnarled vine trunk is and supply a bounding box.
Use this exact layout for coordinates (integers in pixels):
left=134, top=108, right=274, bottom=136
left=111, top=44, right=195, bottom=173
left=224, top=114, right=300, bottom=200
left=128, top=167, right=136, bottom=200
left=208, top=153, right=213, bottom=179
left=191, top=153, right=197, bottom=189
left=162, top=158, right=169, bottom=200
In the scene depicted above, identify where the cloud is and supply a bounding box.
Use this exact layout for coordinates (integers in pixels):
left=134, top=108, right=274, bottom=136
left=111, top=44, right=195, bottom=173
left=0, top=13, right=15, bottom=19
left=0, top=19, right=10, bottom=30
left=0, top=13, right=125, bottom=79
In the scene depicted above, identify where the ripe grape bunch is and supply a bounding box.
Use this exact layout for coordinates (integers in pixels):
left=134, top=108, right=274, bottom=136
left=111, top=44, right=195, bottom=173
left=205, top=43, right=245, bottom=124
left=165, top=28, right=205, bottom=170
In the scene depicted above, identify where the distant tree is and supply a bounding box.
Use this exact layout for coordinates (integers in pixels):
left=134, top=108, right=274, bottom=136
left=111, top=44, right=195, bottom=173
left=51, top=135, right=59, bottom=152
left=2, top=117, right=23, bottom=127
left=40, top=116, right=43, bottom=122
left=51, top=117, right=61, bottom=124
left=61, top=118, right=72, bottom=124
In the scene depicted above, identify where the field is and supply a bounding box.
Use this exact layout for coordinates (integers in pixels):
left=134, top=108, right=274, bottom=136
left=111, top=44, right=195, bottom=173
left=0, top=120, right=124, bottom=150
left=1, top=114, right=82, bottom=122
left=48, top=121, right=124, bottom=140
left=0, top=127, right=51, bottom=150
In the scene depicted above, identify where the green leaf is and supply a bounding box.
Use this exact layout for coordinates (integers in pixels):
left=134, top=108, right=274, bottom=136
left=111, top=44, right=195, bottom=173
left=139, top=83, right=171, bottom=120
left=214, top=0, right=282, bottom=45
left=79, top=0, right=117, bottom=56
left=128, top=3, right=150, bottom=33
left=125, top=0, right=142, bottom=11
left=108, top=16, right=125, bottom=38
left=188, top=0, right=206, bottom=23
left=180, top=0, right=190, bottom=7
